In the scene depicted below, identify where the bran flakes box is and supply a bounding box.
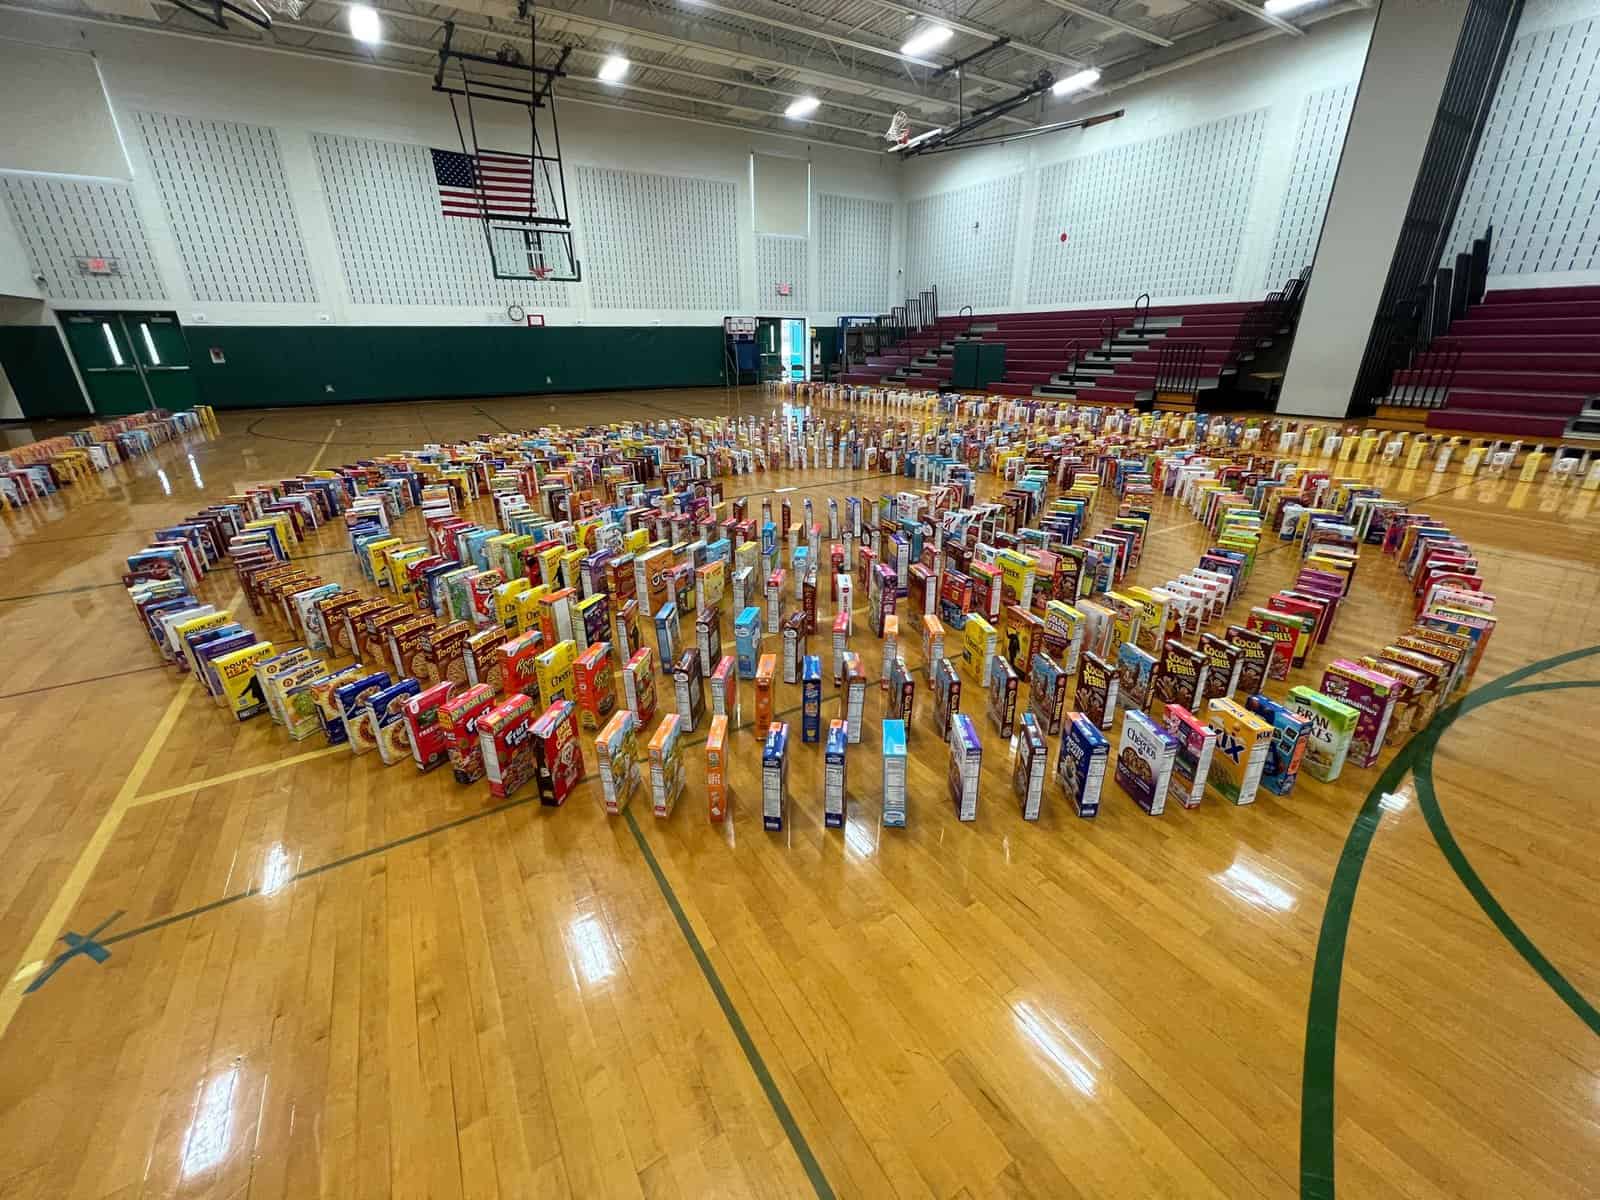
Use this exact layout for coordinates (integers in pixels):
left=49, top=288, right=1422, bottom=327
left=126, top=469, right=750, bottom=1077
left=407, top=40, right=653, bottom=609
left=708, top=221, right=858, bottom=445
left=761, top=722, right=790, bottom=831
left=824, top=720, right=848, bottom=828
left=440, top=683, right=496, bottom=783
left=1204, top=697, right=1273, bottom=805
left=706, top=714, right=730, bottom=822
left=478, top=692, right=540, bottom=799
left=1244, top=693, right=1312, bottom=796
left=574, top=641, right=617, bottom=730
left=623, top=646, right=658, bottom=724
left=755, top=654, right=776, bottom=730
left=1014, top=712, right=1049, bottom=821
left=646, top=713, right=684, bottom=819
left=531, top=699, right=583, bottom=806
left=1115, top=709, right=1180, bottom=816
left=1286, top=686, right=1360, bottom=783
left=403, top=681, right=457, bottom=771
left=1317, top=659, right=1398, bottom=768
left=710, top=655, right=738, bottom=720
left=596, top=709, right=642, bottom=814
left=1058, top=712, right=1110, bottom=819
left=1160, top=704, right=1216, bottom=810
left=881, top=720, right=908, bottom=827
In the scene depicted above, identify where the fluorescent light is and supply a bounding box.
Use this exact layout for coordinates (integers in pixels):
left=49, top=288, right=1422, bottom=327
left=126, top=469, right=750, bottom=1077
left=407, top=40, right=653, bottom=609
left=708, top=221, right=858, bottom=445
left=900, top=24, right=952, bottom=57
left=1052, top=68, right=1100, bottom=96
left=347, top=4, right=381, bottom=43
left=101, top=322, right=123, bottom=366
left=598, top=54, right=630, bottom=83
left=1264, top=0, right=1318, bottom=14
left=139, top=322, right=160, bottom=366
left=784, top=95, right=820, bottom=119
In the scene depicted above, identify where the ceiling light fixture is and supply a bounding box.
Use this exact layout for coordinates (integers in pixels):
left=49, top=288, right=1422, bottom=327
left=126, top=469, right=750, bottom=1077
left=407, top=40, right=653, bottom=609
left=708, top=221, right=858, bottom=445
left=900, top=25, right=953, bottom=58
left=784, top=95, right=820, bottom=119
left=346, top=4, right=381, bottom=44
left=598, top=54, right=630, bottom=84
left=1263, top=0, right=1318, bottom=14
left=1052, top=68, right=1100, bottom=96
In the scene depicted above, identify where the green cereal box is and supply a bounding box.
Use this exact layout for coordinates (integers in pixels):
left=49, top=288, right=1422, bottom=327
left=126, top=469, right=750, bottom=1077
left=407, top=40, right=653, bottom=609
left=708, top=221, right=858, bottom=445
left=1286, top=686, right=1360, bottom=783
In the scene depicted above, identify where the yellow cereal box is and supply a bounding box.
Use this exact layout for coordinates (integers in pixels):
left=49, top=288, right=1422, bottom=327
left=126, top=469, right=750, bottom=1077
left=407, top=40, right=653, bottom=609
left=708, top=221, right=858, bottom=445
left=962, top=614, right=997, bottom=683
left=216, top=641, right=276, bottom=721
left=535, top=638, right=578, bottom=707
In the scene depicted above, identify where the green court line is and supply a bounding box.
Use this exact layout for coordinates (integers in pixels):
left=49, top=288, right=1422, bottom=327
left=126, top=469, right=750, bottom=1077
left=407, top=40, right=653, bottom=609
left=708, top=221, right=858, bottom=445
left=1300, top=644, right=1600, bottom=1199
left=622, top=807, right=836, bottom=1200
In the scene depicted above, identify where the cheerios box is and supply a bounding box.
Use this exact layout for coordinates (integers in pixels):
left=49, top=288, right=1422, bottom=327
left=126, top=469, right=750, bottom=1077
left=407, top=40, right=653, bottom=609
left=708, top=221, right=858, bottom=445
left=1115, top=708, right=1179, bottom=816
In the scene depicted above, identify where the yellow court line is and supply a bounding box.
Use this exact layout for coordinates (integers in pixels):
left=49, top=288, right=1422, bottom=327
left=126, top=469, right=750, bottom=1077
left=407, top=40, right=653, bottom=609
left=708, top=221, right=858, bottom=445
left=130, top=744, right=346, bottom=808
left=305, top=420, right=341, bottom=472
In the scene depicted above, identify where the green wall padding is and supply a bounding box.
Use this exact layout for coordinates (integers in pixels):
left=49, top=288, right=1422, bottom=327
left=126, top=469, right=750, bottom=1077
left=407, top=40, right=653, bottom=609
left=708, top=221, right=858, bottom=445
left=0, top=326, right=92, bottom=420
left=189, top=324, right=726, bottom=409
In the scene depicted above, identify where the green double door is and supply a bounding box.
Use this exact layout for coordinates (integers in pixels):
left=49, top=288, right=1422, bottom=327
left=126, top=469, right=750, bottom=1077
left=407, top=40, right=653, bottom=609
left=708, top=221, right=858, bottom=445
left=59, top=311, right=198, bottom=415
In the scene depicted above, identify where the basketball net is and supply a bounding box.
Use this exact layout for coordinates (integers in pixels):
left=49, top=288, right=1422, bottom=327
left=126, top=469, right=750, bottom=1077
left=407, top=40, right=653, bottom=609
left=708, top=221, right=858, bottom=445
left=885, top=110, right=910, bottom=146
left=531, top=265, right=553, bottom=281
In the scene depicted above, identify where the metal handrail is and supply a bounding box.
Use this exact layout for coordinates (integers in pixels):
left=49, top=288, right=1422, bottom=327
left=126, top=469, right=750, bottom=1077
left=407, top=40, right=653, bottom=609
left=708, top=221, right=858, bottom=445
left=1133, top=292, right=1151, bottom=335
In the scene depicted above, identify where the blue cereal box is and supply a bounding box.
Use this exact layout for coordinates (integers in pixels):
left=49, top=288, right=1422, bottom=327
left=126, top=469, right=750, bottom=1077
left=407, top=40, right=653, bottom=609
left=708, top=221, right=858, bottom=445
left=1014, top=712, right=1048, bottom=821
left=654, top=601, right=679, bottom=674
left=881, top=719, right=908, bottom=826
left=947, top=713, right=982, bottom=821
left=1058, top=712, right=1110, bottom=818
left=1245, top=693, right=1312, bottom=796
left=824, top=720, right=848, bottom=827
left=762, top=722, right=790, bottom=831
left=801, top=655, right=823, bottom=743
left=734, top=605, right=762, bottom=677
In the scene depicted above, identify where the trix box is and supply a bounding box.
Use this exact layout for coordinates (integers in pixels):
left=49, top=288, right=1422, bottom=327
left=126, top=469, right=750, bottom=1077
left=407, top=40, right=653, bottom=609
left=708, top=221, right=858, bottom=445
left=530, top=699, right=583, bottom=806
left=478, top=692, right=539, bottom=799
left=762, top=722, right=790, bottom=831
left=824, top=720, right=848, bottom=828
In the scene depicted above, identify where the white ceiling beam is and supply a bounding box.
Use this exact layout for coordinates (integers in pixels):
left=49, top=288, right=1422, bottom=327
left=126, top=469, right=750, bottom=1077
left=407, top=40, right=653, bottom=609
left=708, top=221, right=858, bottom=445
left=1205, top=0, right=1305, bottom=37
left=1036, top=0, right=1172, bottom=46
left=861, top=0, right=1087, bottom=69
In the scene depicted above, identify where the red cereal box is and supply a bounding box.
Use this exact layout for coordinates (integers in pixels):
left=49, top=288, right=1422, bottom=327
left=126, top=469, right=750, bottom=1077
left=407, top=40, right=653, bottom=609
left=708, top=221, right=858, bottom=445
left=440, top=683, right=496, bottom=784
left=403, top=680, right=457, bottom=771
left=478, top=692, right=540, bottom=799
left=531, top=699, right=583, bottom=806
left=498, top=629, right=543, bottom=706
left=575, top=641, right=617, bottom=730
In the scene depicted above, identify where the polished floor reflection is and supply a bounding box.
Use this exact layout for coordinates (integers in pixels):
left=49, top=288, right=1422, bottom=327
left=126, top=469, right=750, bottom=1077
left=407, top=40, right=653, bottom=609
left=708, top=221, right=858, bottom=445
left=0, top=389, right=1596, bottom=1199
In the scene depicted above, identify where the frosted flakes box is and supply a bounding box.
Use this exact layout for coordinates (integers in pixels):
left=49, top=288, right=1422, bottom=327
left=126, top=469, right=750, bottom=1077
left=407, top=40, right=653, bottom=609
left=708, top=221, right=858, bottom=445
left=1204, top=697, right=1273, bottom=805
left=1244, top=693, right=1311, bottom=796
left=1115, top=709, right=1179, bottom=816
left=1058, top=712, right=1110, bottom=819
left=1317, top=659, right=1398, bottom=769
left=1160, top=704, right=1216, bottom=810
left=1285, top=686, right=1359, bottom=783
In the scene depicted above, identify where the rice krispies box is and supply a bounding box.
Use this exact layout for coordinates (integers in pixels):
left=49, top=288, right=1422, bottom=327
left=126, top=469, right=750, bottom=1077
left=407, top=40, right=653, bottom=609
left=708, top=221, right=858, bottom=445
left=478, top=692, right=540, bottom=799
left=530, top=699, right=583, bottom=806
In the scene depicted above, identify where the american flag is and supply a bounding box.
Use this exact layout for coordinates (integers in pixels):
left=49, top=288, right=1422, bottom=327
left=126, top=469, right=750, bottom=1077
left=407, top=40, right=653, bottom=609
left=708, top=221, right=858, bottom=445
left=431, top=147, right=537, bottom=220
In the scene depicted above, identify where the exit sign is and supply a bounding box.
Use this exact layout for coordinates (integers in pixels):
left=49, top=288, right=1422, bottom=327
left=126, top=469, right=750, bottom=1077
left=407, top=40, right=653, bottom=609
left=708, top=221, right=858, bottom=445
left=76, top=256, right=121, bottom=276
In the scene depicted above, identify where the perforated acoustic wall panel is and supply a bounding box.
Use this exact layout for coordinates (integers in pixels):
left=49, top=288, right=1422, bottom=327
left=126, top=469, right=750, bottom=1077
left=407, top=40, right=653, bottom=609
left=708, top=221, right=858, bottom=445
left=0, top=173, right=165, bottom=302
left=755, top=234, right=807, bottom=313
left=310, top=133, right=571, bottom=309
left=1027, top=109, right=1267, bottom=306
left=1262, top=82, right=1356, bottom=290
left=575, top=166, right=738, bottom=310
left=134, top=112, right=317, bottom=305
left=1448, top=15, right=1600, bottom=275
left=906, top=175, right=1021, bottom=311
left=818, top=192, right=892, bottom=313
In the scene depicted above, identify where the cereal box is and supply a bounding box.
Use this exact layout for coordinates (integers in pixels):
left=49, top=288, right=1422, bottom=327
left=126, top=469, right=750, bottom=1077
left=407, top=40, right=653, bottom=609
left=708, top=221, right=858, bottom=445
left=337, top=671, right=392, bottom=755
left=440, top=683, right=496, bottom=784
left=309, top=665, right=361, bottom=745
left=921, top=614, right=945, bottom=682
left=832, top=610, right=851, bottom=683
left=1115, top=709, right=1180, bottom=816
left=574, top=642, right=616, bottom=730
left=1029, top=652, right=1069, bottom=735
left=1160, top=704, right=1216, bottom=810
left=531, top=700, right=583, bottom=806
left=705, top=714, right=730, bottom=822
left=766, top=569, right=786, bottom=634
left=1198, top=633, right=1243, bottom=705
left=1152, top=640, right=1207, bottom=714
left=1286, top=686, right=1360, bottom=782
left=478, top=692, right=539, bottom=798
left=216, top=641, right=277, bottom=721
left=762, top=722, right=790, bottom=831
left=403, top=681, right=456, bottom=771
left=824, top=720, right=848, bottom=828
left=1226, top=625, right=1275, bottom=696
left=988, top=655, right=1019, bottom=737
left=1058, top=712, right=1110, bottom=819
left=962, top=614, right=997, bottom=684
left=535, top=638, right=578, bottom=708
left=882, top=613, right=899, bottom=687
left=888, top=655, right=915, bottom=725
left=654, top=602, right=680, bottom=673
left=1116, top=642, right=1157, bottom=714
left=648, top=713, right=685, bottom=817
left=1044, top=601, right=1086, bottom=674
left=1245, top=693, right=1312, bottom=796
left=930, top=656, right=961, bottom=741
left=782, top=611, right=807, bottom=684
left=843, top=652, right=867, bottom=743
left=499, top=630, right=543, bottom=706
left=947, top=713, right=982, bottom=822
left=596, top=709, right=642, bottom=814
left=801, top=655, right=823, bottom=743
left=1014, top=712, right=1048, bottom=821
left=622, top=646, right=658, bottom=724
left=465, top=627, right=509, bottom=693
left=710, top=655, right=738, bottom=720
left=881, top=720, right=908, bottom=827
left=1317, top=659, right=1398, bottom=768
left=755, top=653, right=776, bottom=730
left=368, top=677, right=422, bottom=765
left=1205, top=697, right=1273, bottom=804
left=673, top=649, right=706, bottom=732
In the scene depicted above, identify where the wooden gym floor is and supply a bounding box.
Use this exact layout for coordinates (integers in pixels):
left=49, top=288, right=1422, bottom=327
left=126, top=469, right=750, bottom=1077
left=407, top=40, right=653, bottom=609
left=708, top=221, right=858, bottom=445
left=0, top=388, right=1596, bottom=1200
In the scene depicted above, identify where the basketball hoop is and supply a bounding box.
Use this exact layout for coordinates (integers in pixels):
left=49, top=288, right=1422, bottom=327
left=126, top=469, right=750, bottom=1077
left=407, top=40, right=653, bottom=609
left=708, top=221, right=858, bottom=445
left=885, top=110, right=910, bottom=146
left=531, top=265, right=553, bottom=281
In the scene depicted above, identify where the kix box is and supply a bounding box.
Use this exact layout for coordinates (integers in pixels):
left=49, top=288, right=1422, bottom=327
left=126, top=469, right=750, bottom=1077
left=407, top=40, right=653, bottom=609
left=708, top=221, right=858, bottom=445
left=1204, top=697, right=1273, bottom=805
